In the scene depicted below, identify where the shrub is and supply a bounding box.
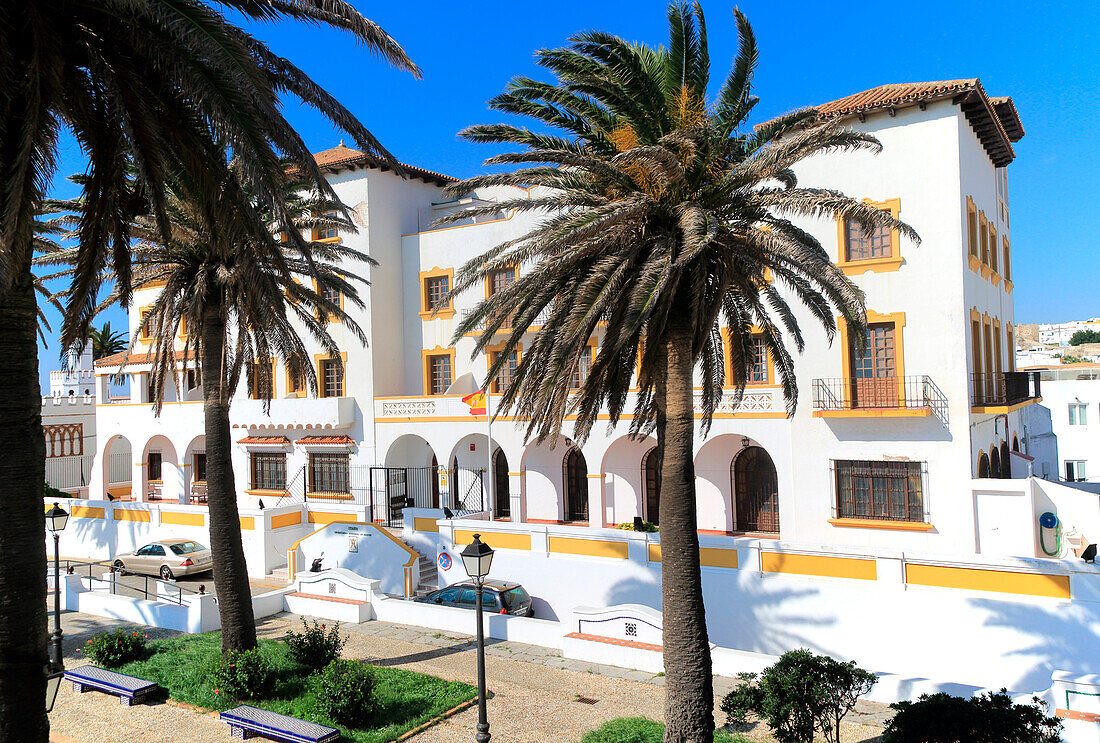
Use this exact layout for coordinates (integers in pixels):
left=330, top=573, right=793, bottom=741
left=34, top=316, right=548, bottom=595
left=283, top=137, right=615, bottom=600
left=614, top=521, right=658, bottom=533
left=882, top=689, right=1062, bottom=743
left=722, top=649, right=876, bottom=743
left=82, top=628, right=149, bottom=667
left=315, top=659, right=375, bottom=727
left=213, top=649, right=276, bottom=700
left=581, top=717, right=743, bottom=742
left=285, top=617, right=347, bottom=669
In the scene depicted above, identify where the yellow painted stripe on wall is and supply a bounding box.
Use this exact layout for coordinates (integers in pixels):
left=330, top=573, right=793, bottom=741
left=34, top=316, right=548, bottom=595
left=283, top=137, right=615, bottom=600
left=307, top=511, right=357, bottom=525
left=647, top=544, right=738, bottom=569
left=107, top=486, right=131, bottom=497
left=161, top=511, right=204, bottom=527
left=762, top=551, right=877, bottom=581
left=271, top=512, right=302, bottom=529
left=548, top=536, right=628, bottom=560
left=239, top=516, right=255, bottom=530
left=455, top=529, right=531, bottom=551
left=44, top=504, right=105, bottom=519
left=414, top=517, right=440, bottom=533
left=113, top=508, right=151, bottom=523
left=905, top=563, right=1071, bottom=599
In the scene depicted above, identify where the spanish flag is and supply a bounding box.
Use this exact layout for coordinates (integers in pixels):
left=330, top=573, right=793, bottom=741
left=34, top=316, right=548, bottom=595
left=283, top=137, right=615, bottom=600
left=462, top=389, right=486, bottom=415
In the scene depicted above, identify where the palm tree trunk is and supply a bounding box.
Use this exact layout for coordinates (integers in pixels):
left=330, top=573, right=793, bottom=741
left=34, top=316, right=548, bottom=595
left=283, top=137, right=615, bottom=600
left=658, top=314, right=713, bottom=743
left=201, top=298, right=257, bottom=652
left=0, top=258, right=49, bottom=742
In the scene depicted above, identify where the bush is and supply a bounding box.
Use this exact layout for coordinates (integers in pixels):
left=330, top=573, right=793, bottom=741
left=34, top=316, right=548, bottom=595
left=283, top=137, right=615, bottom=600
left=614, top=521, right=658, bottom=533
left=82, top=628, right=149, bottom=667
left=722, top=649, right=875, bottom=743
left=581, top=717, right=743, bottom=742
left=315, top=659, right=375, bottom=727
left=285, top=618, right=347, bottom=669
left=214, top=649, right=276, bottom=700
left=882, top=689, right=1062, bottom=743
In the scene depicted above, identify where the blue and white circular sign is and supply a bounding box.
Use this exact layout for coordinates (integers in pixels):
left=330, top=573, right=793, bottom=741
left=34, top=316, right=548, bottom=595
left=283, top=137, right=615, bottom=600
left=437, top=553, right=452, bottom=571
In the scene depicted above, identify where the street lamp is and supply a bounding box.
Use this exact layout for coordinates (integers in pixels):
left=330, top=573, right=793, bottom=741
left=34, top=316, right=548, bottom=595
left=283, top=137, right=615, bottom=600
left=460, top=534, right=495, bottom=743
left=45, top=502, right=69, bottom=670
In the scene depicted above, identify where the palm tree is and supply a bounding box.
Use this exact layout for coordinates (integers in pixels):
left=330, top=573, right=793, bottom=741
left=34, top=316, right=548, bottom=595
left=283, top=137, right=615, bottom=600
left=42, top=166, right=370, bottom=652
left=87, top=322, right=128, bottom=360
left=0, top=3, right=416, bottom=735
left=445, top=5, right=917, bottom=741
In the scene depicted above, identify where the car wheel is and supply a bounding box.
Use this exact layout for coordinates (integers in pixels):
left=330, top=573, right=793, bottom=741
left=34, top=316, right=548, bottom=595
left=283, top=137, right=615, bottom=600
left=160, top=565, right=174, bottom=581
left=113, top=560, right=127, bottom=574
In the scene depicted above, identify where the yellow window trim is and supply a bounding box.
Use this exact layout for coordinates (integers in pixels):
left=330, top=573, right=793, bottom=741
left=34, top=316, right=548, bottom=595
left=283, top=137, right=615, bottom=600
left=248, top=357, right=276, bottom=400
left=837, top=310, right=906, bottom=404
left=720, top=327, right=775, bottom=387
left=314, top=351, right=349, bottom=398
left=285, top=362, right=307, bottom=398
left=483, top=263, right=520, bottom=300
left=965, top=196, right=979, bottom=261
left=313, top=277, right=344, bottom=324
left=422, top=346, right=457, bottom=396
left=419, top=266, right=455, bottom=320
left=486, top=341, right=522, bottom=394
left=968, top=254, right=983, bottom=273
left=138, top=306, right=153, bottom=342
left=828, top=518, right=933, bottom=532
left=835, top=197, right=903, bottom=275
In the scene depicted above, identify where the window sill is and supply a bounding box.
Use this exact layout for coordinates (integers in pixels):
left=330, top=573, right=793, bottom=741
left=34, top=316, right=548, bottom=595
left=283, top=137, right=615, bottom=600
left=246, top=488, right=285, bottom=496
left=838, top=256, right=903, bottom=275
left=306, top=491, right=353, bottom=501
left=419, top=308, right=455, bottom=320
left=990, top=271, right=1003, bottom=286
left=828, top=518, right=934, bottom=532
left=314, top=236, right=342, bottom=244
left=1004, top=279, right=1014, bottom=293
left=968, top=254, right=982, bottom=273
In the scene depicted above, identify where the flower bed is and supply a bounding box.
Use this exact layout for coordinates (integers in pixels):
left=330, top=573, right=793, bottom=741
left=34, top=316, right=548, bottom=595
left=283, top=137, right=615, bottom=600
left=115, top=632, right=476, bottom=743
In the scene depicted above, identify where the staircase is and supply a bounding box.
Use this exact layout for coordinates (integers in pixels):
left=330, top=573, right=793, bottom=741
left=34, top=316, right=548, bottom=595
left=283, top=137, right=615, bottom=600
left=415, top=552, right=438, bottom=596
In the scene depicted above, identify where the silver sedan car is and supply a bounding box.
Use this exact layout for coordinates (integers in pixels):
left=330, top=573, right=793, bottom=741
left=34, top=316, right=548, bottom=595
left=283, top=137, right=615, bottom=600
left=113, top=539, right=213, bottom=580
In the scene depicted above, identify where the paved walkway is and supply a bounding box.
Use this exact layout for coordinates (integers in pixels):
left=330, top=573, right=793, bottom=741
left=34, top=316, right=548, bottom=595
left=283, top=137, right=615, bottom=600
left=47, top=611, right=890, bottom=742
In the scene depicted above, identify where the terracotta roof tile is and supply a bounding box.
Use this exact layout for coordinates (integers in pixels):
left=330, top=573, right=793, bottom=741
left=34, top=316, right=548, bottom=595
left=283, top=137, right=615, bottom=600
left=759, top=79, right=1023, bottom=167
left=94, top=350, right=196, bottom=368
left=309, top=144, right=457, bottom=186
left=297, top=434, right=355, bottom=445
left=237, top=436, right=291, bottom=445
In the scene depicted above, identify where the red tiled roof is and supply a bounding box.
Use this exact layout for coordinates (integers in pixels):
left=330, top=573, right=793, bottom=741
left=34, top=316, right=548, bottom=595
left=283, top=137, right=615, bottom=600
left=310, top=144, right=457, bottom=186
left=760, top=79, right=1023, bottom=167
left=237, top=436, right=290, bottom=445
left=94, top=350, right=196, bottom=368
left=297, top=435, right=355, bottom=445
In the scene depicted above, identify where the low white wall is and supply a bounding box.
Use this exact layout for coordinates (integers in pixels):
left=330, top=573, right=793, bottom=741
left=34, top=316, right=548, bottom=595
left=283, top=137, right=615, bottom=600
left=61, top=574, right=219, bottom=633
left=288, top=521, right=419, bottom=597
left=370, top=594, right=564, bottom=647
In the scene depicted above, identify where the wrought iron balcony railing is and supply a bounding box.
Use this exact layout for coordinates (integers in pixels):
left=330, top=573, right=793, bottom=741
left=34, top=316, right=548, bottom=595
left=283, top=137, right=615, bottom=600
left=812, top=375, right=949, bottom=426
left=970, top=371, right=1042, bottom=408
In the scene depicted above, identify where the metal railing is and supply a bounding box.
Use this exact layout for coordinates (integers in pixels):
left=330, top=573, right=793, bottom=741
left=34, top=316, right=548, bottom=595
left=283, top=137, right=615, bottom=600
left=970, top=371, right=1042, bottom=407
left=811, top=375, right=949, bottom=426
left=460, top=307, right=552, bottom=330
left=50, top=559, right=204, bottom=606
left=45, top=454, right=94, bottom=491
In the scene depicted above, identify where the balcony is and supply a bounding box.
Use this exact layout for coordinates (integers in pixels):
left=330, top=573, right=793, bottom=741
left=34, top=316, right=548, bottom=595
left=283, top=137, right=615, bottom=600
left=970, top=371, right=1042, bottom=413
left=812, top=376, right=949, bottom=426
left=230, top=396, right=357, bottom=431
left=459, top=307, right=552, bottom=333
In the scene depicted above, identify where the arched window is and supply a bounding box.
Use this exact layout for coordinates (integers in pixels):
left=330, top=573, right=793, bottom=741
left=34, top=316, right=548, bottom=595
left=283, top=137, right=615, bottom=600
left=642, top=447, right=661, bottom=525
left=563, top=446, right=589, bottom=522
left=733, top=446, right=779, bottom=533
left=990, top=447, right=1001, bottom=479
left=1000, top=441, right=1011, bottom=479
left=493, top=448, right=510, bottom=519
left=430, top=454, right=439, bottom=508
left=978, top=451, right=990, bottom=478
left=1012, top=435, right=1020, bottom=452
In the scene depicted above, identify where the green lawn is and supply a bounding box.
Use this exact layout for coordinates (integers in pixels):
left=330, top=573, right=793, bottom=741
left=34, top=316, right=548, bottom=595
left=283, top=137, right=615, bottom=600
left=581, top=717, right=748, bottom=743
left=115, top=632, right=476, bottom=743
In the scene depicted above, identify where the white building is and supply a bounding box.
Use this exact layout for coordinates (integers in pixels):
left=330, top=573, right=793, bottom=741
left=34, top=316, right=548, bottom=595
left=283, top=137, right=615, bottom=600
left=43, top=345, right=99, bottom=495
left=1023, top=364, right=1100, bottom=489
left=91, top=78, right=1053, bottom=560
left=1038, top=318, right=1100, bottom=346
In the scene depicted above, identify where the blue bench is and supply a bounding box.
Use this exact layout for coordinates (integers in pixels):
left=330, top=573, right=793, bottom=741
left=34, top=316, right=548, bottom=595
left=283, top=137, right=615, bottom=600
left=220, top=705, right=340, bottom=743
left=64, top=665, right=160, bottom=706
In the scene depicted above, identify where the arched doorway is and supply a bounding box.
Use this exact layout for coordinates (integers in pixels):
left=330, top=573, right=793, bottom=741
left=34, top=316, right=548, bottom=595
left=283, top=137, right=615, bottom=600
left=732, top=446, right=779, bottom=533
left=564, top=446, right=588, bottom=523
left=493, top=449, right=510, bottom=519
left=642, top=447, right=660, bottom=525
left=990, top=446, right=1001, bottom=479
left=1000, top=440, right=1011, bottom=479
left=978, top=451, right=990, bottom=478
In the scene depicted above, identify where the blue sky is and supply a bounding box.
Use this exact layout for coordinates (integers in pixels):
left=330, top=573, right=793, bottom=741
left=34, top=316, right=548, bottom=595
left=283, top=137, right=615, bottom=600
left=40, top=0, right=1100, bottom=389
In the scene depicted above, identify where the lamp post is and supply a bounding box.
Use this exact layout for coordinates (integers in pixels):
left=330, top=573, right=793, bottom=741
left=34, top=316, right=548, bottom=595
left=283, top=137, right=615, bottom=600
left=45, top=502, right=69, bottom=670
left=460, top=534, right=495, bottom=743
